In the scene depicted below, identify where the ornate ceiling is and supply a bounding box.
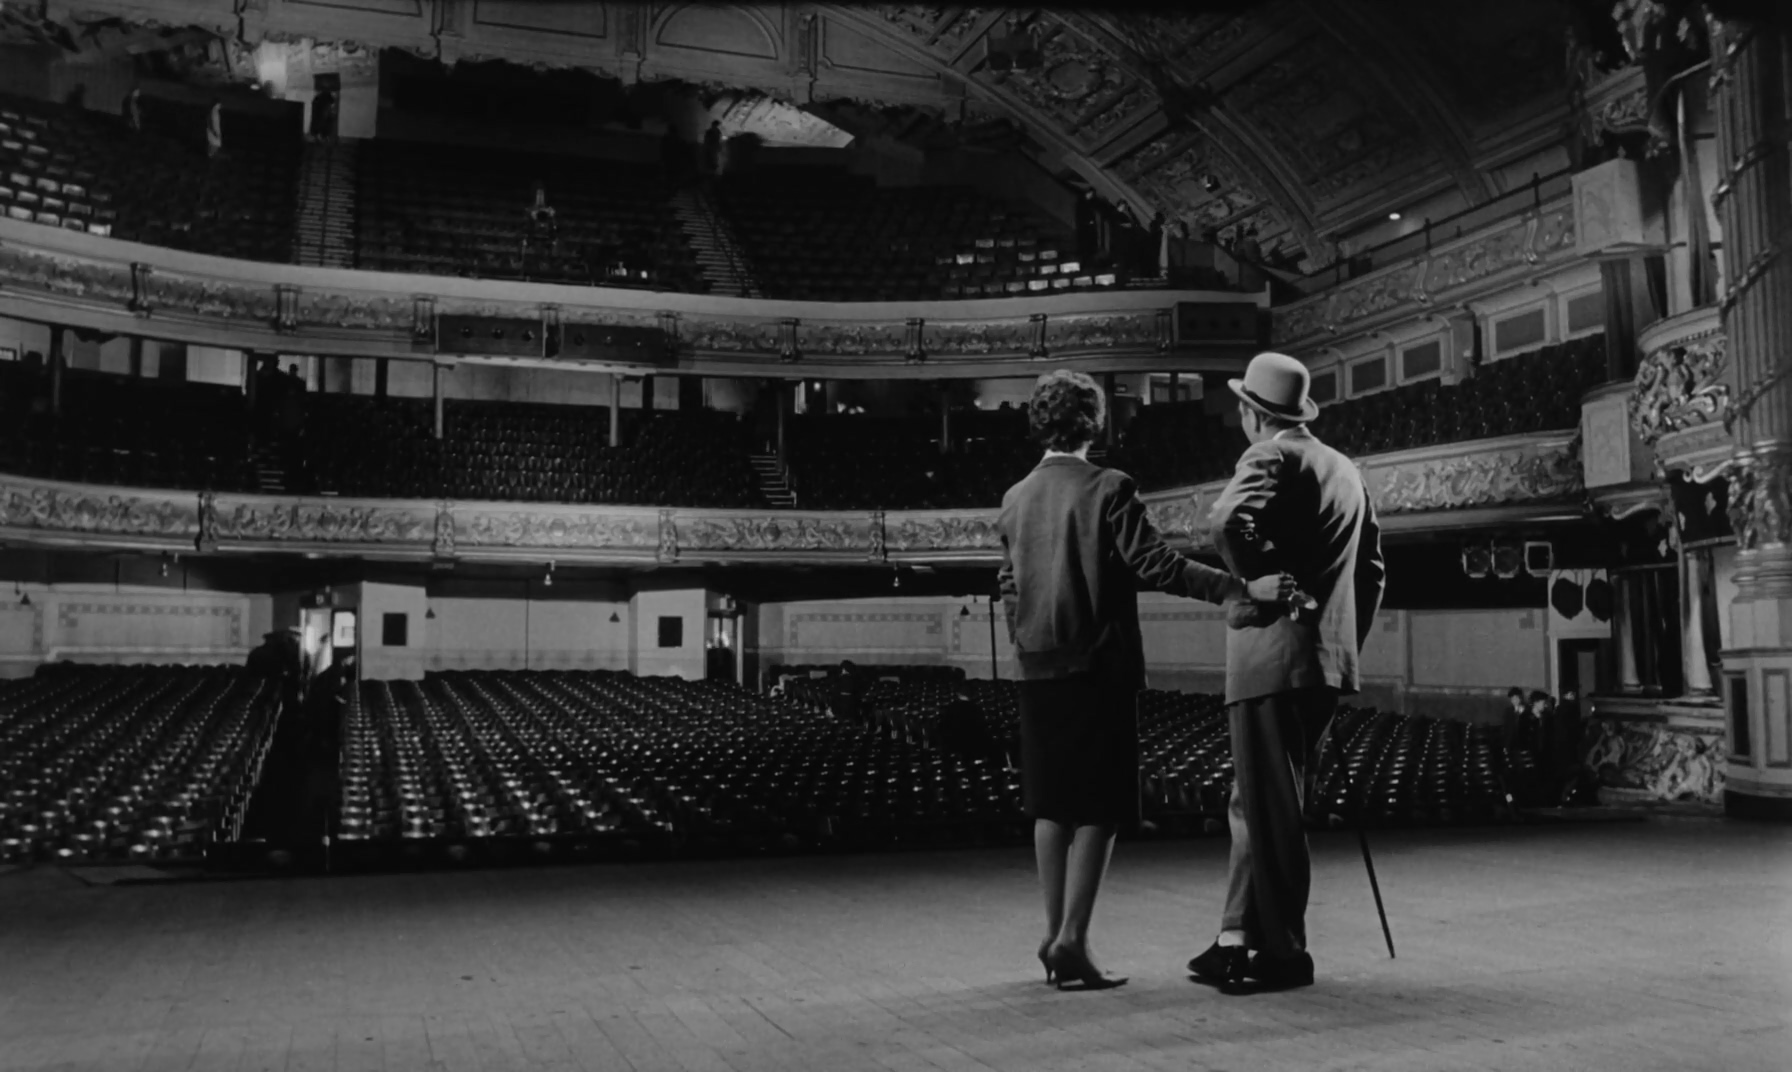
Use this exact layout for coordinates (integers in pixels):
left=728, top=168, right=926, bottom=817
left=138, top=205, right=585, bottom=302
left=19, top=1, right=1575, bottom=267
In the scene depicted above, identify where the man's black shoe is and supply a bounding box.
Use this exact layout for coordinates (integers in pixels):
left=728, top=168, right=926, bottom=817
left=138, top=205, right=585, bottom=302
left=1187, top=941, right=1249, bottom=986
left=1243, top=950, right=1314, bottom=990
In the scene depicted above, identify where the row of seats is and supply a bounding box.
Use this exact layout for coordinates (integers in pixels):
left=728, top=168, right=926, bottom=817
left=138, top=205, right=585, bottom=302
left=1113, top=337, right=1610, bottom=491
left=292, top=397, right=764, bottom=507
left=0, top=336, right=1605, bottom=507
left=0, top=91, right=1203, bottom=303
left=0, top=664, right=281, bottom=865
left=355, top=140, right=706, bottom=293
left=332, top=670, right=1553, bottom=858
left=0, top=362, right=258, bottom=491
left=717, top=170, right=1124, bottom=302
left=0, top=92, right=298, bottom=262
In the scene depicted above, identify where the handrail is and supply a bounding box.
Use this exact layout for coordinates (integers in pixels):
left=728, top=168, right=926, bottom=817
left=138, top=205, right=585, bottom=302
left=1291, top=167, right=1577, bottom=295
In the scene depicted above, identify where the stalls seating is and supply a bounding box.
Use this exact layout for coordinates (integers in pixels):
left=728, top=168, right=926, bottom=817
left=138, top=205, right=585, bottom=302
left=0, top=664, right=282, bottom=865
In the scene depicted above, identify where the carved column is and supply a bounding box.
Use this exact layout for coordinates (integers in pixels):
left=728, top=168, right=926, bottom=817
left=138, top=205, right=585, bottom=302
left=1712, top=14, right=1792, bottom=816
left=1615, top=573, right=1644, bottom=691
left=1683, top=547, right=1716, bottom=696
left=608, top=374, right=621, bottom=448
left=939, top=382, right=950, bottom=455
left=432, top=362, right=445, bottom=441
left=49, top=325, right=65, bottom=419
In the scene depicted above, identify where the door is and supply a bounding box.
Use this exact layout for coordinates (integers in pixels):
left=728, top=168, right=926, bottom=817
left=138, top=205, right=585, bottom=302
left=1558, top=639, right=1605, bottom=698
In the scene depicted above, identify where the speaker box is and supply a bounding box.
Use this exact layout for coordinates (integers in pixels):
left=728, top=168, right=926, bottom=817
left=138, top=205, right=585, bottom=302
left=436, top=315, right=544, bottom=358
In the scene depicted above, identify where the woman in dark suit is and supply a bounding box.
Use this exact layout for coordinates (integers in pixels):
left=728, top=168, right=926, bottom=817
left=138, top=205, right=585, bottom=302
left=997, top=371, right=1293, bottom=989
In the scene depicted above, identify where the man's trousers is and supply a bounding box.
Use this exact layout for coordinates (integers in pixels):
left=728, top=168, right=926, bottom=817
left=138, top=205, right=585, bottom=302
left=1220, top=687, right=1339, bottom=957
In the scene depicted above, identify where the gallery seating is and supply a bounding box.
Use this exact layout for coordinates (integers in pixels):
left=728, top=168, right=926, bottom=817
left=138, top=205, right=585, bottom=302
left=295, top=396, right=763, bottom=507
left=716, top=169, right=1113, bottom=301
left=0, top=363, right=257, bottom=491
left=781, top=410, right=1040, bottom=510
left=0, top=92, right=298, bottom=262
left=354, top=140, right=706, bottom=292
left=0, top=664, right=282, bottom=865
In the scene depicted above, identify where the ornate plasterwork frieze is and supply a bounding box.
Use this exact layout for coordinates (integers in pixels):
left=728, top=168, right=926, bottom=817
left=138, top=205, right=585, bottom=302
left=675, top=513, right=879, bottom=556
left=0, top=432, right=1582, bottom=561
left=883, top=511, right=1002, bottom=554
left=0, top=220, right=1228, bottom=371
left=1630, top=308, right=1729, bottom=470
left=1725, top=447, right=1792, bottom=553
left=1270, top=198, right=1578, bottom=349
left=0, top=475, right=197, bottom=538
left=209, top=496, right=435, bottom=546
left=453, top=507, right=660, bottom=552
left=1141, top=431, right=1584, bottom=549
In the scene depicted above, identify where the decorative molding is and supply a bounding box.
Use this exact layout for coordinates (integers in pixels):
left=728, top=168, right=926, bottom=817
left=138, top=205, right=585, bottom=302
left=0, top=219, right=1246, bottom=377
left=1142, top=431, right=1583, bottom=550
left=1726, top=446, right=1792, bottom=553
left=56, top=601, right=243, bottom=649
left=788, top=611, right=941, bottom=650
left=0, top=430, right=1585, bottom=562
left=1270, top=197, right=1577, bottom=349
left=883, top=511, right=1001, bottom=554
left=1585, top=717, right=1725, bottom=804
left=0, top=475, right=197, bottom=539
left=676, top=513, right=878, bottom=556
left=1631, top=306, right=1729, bottom=451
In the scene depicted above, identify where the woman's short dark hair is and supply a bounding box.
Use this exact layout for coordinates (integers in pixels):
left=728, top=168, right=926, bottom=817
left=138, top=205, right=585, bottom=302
left=1028, top=370, right=1105, bottom=452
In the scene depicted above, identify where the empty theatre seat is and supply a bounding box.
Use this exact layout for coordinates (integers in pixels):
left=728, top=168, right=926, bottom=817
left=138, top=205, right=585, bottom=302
left=338, top=670, right=1023, bottom=851
left=715, top=169, right=1121, bottom=302
left=330, top=669, right=1544, bottom=863
left=295, top=397, right=762, bottom=508
left=0, top=92, right=298, bottom=262
left=353, top=141, right=706, bottom=292
left=0, top=664, right=282, bottom=865
left=0, top=364, right=257, bottom=492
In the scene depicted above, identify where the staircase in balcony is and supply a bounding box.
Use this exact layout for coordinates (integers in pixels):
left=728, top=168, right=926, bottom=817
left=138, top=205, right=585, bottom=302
left=670, top=182, right=760, bottom=298
left=292, top=138, right=359, bottom=269
left=750, top=453, right=796, bottom=508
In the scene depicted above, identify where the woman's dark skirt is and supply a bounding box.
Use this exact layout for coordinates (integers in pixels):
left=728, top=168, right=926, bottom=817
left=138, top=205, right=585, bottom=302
left=1018, top=671, right=1141, bottom=829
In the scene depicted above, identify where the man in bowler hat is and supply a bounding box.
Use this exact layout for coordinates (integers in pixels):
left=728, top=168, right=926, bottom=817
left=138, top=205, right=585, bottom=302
left=1188, top=351, right=1385, bottom=990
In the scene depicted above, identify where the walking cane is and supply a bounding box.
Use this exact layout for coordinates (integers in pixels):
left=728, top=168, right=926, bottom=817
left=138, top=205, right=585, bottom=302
left=1315, top=718, right=1395, bottom=959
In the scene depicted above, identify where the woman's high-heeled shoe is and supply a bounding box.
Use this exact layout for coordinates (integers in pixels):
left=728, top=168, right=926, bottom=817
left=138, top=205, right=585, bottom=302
left=1044, top=942, right=1128, bottom=991
left=1038, top=937, right=1057, bottom=984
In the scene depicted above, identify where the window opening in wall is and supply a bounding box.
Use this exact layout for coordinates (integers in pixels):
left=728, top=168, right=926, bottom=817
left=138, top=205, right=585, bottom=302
left=381, top=612, right=408, bottom=647
left=1348, top=357, right=1387, bottom=395
left=1309, top=369, right=1337, bottom=404
left=1493, top=307, right=1547, bottom=354
left=1729, top=674, right=1751, bottom=759
left=658, top=615, right=683, bottom=649
left=1400, top=340, right=1442, bottom=381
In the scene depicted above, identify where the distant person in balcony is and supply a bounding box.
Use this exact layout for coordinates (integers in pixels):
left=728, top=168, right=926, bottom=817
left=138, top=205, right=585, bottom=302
left=1236, top=226, right=1263, bottom=265
left=122, top=87, right=142, bottom=134
left=309, top=87, right=337, bottom=142
left=205, top=99, right=223, bottom=158
left=998, top=369, right=1293, bottom=991
left=703, top=120, right=722, bottom=176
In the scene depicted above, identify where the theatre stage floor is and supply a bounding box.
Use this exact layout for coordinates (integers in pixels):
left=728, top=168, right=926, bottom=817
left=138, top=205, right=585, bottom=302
left=1, top=817, right=1788, bottom=1072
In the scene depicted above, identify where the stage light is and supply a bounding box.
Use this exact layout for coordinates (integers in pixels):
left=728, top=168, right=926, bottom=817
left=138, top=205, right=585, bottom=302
left=159, top=555, right=170, bottom=578
left=543, top=561, right=555, bottom=587
left=1388, top=212, right=1402, bottom=220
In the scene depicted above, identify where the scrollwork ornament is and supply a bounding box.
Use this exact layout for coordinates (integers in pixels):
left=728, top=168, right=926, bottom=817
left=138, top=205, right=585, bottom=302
left=432, top=502, right=456, bottom=559
left=1726, top=450, right=1792, bottom=552
left=657, top=509, right=679, bottom=562
left=196, top=491, right=219, bottom=553
left=1629, top=334, right=1730, bottom=444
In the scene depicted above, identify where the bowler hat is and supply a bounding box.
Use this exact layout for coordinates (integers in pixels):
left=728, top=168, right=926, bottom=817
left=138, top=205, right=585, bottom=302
left=1229, top=351, right=1319, bottom=423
